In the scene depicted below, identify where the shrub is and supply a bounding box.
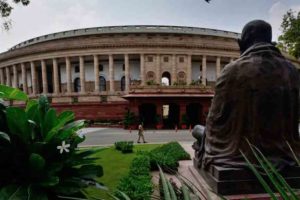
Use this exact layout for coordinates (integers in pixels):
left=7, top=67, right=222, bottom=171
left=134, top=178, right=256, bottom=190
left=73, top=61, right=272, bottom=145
left=116, top=156, right=153, bottom=200
left=0, top=85, right=103, bottom=199
left=115, top=141, right=134, bottom=153
left=129, top=156, right=151, bottom=176
left=149, top=142, right=191, bottom=172
left=116, top=175, right=152, bottom=200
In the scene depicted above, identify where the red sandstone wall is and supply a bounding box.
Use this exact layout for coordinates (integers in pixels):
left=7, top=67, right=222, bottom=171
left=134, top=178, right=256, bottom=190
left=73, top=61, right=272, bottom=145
left=53, top=102, right=129, bottom=121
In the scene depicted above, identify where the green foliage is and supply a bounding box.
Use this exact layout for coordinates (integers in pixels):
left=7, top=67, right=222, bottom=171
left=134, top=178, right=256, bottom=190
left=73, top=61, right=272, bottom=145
left=115, top=141, right=134, bottom=153
left=158, top=166, right=201, bottom=200
left=0, top=85, right=103, bottom=199
left=278, top=9, right=300, bottom=58
left=241, top=139, right=299, bottom=200
left=146, top=80, right=157, bottom=86
left=129, top=156, right=151, bottom=176
left=116, top=156, right=153, bottom=200
left=0, top=84, right=28, bottom=101
left=123, top=110, right=136, bottom=128
left=149, top=142, right=191, bottom=172
left=173, top=81, right=187, bottom=86
left=189, top=80, right=203, bottom=86
left=0, top=0, right=30, bottom=30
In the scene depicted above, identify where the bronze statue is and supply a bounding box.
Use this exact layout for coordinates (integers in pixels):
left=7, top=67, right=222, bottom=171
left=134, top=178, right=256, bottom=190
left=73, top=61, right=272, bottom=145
left=193, top=20, right=300, bottom=171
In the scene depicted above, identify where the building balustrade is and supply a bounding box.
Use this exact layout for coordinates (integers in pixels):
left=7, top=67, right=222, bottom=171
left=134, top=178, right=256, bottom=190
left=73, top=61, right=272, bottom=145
left=129, top=84, right=214, bottom=94
left=0, top=53, right=237, bottom=98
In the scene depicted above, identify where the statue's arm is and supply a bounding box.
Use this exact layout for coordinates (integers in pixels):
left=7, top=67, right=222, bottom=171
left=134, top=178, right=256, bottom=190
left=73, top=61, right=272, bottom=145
left=207, top=63, right=237, bottom=126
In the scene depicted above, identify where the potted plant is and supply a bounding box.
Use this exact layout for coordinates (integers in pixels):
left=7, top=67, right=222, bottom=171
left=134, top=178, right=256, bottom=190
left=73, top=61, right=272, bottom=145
left=155, top=114, right=163, bottom=129
left=181, top=114, right=188, bottom=129
left=124, top=110, right=137, bottom=129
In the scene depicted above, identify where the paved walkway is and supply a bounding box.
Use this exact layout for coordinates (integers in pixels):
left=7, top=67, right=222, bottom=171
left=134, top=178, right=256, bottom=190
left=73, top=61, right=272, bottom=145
left=80, top=128, right=194, bottom=146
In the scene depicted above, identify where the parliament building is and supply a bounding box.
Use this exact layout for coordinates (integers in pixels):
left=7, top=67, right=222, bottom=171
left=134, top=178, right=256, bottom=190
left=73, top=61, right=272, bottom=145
left=0, top=25, right=299, bottom=128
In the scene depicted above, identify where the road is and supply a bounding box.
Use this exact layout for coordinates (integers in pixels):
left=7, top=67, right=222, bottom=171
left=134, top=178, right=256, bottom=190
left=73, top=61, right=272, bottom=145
left=80, top=128, right=195, bottom=146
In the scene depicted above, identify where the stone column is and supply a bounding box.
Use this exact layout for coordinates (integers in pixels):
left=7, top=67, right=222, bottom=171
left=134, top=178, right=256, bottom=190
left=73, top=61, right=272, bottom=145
left=94, top=55, right=100, bottom=93
left=140, top=54, right=145, bottom=86
left=0, top=68, right=4, bottom=84
left=124, top=54, right=130, bottom=92
left=109, top=54, right=115, bottom=92
left=79, top=56, right=85, bottom=93
left=216, top=56, right=221, bottom=79
left=171, top=55, right=176, bottom=85
left=187, top=54, right=192, bottom=84
left=41, top=60, right=48, bottom=94
left=156, top=54, right=161, bottom=84
left=66, top=57, right=72, bottom=94
left=13, top=65, right=18, bottom=88
left=30, top=61, right=37, bottom=95
left=202, top=55, right=207, bottom=86
left=53, top=58, right=60, bottom=94
left=21, top=63, right=27, bottom=93
left=6, top=67, right=11, bottom=86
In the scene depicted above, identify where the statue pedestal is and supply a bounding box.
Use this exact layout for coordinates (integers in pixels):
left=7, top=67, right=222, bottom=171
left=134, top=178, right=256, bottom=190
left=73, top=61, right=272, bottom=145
left=193, top=158, right=300, bottom=195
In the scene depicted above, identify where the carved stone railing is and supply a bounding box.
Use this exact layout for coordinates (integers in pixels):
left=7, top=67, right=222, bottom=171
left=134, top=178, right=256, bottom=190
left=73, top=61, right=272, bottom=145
left=129, top=85, right=214, bottom=94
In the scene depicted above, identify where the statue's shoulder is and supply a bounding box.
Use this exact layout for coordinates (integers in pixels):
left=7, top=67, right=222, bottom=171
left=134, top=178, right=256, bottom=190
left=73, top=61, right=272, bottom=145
left=221, top=58, right=244, bottom=76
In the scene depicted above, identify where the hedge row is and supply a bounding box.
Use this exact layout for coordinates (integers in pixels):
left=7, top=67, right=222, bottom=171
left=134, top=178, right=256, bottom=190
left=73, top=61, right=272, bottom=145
left=116, top=156, right=153, bottom=200
left=148, top=142, right=191, bottom=172
left=116, top=142, right=190, bottom=199
left=114, top=141, right=134, bottom=153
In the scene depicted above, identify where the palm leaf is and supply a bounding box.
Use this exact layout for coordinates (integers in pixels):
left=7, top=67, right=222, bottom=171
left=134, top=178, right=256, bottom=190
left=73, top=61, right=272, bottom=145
left=245, top=139, right=290, bottom=200
left=252, top=145, right=298, bottom=200
left=240, top=150, right=278, bottom=200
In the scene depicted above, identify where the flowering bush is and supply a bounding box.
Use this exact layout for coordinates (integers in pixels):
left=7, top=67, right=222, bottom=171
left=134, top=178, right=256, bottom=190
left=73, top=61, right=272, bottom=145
left=0, top=85, right=103, bottom=199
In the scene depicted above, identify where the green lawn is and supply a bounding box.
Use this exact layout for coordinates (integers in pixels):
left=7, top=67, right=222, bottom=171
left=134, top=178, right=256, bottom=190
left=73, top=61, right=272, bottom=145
left=85, top=144, right=162, bottom=200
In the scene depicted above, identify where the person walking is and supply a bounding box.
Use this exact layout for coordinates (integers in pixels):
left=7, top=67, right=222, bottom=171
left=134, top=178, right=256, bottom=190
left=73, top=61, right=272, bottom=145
left=137, top=124, right=147, bottom=143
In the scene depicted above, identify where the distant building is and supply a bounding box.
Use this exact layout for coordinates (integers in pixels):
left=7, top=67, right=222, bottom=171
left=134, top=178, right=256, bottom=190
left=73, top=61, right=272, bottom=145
left=0, top=25, right=299, bottom=128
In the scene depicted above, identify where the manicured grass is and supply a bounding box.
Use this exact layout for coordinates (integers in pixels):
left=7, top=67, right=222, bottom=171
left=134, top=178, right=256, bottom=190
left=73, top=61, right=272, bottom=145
left=84, top=144, right=162, bottom=200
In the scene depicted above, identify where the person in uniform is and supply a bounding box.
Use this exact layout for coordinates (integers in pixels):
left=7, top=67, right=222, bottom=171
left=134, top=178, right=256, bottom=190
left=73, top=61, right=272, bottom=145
left=137, top=124, right=147, bottom=143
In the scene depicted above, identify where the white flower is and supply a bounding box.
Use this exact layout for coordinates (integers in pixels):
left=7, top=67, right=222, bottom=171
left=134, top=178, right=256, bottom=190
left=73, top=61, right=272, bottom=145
left=57, top=141, right=70, bottom=154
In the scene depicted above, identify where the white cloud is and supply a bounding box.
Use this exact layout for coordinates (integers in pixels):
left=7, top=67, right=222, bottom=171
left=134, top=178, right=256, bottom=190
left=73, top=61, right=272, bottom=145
left=0, top=0, right=101, bottom=52
left=268, top=1, right=300, bottom=41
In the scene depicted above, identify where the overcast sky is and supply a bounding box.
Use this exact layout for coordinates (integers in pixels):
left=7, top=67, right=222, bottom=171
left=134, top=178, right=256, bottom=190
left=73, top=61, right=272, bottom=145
left=0, top=0, right=300, bottom=53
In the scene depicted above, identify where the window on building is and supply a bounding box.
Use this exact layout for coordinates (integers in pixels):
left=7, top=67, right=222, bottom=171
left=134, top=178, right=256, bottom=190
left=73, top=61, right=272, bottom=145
left=164, top=56, right=169, bottom=63
left=99, top=76, right=106, bottom=91
left=122, top=64, right=125, bottom=71
left=75, top=65, right=79, bottom=73
left=99, top=64, right=104, bottom=72
left=146, top=71, right=155, bottom=81
left=162, top=71, right=171, bottom=86
left=121, top=76, right=125, bottom=91
left=147, top=56, right=153, bottom=62
left=74, top=78, right=80, bottom=92
left=179, top=57, right=184, bottom=63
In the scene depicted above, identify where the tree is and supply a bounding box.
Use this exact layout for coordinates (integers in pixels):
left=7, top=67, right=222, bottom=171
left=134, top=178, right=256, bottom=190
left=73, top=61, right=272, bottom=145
left=278, top=9, right=300, bottom=59
left=0, top=0, right=30, bottom=30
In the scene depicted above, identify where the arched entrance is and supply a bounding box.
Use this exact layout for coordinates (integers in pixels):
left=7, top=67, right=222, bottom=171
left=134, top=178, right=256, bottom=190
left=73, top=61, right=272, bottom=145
left=161, top=71, right=171, bottom=86
left=139, top=103, right=157, bottom=128
left=162, top=103, right=180, bottom=128
left=186, top=103, right=203, bottom=127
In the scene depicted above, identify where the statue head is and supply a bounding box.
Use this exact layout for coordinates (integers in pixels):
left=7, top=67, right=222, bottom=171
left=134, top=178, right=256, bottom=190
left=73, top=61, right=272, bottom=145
left=238, top=20, right=272, bottom=54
